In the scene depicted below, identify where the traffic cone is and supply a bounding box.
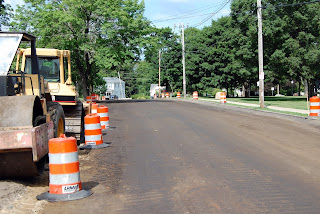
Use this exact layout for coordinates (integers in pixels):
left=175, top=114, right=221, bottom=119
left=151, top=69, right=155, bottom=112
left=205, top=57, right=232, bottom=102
left=220, top=92, right=226, bottom=104
left=91, top=103, right=98, bottom=114
left=309, top=96, right=320, bottom=116
left=193, top=91, right=198, bottom=100
left=97, top=105, right=109, bottom=130
left=80, top=113, right=109, bottom=149
left=37, top=134, right=92, bottom=202
left=177, top=92, right=181, bottom=99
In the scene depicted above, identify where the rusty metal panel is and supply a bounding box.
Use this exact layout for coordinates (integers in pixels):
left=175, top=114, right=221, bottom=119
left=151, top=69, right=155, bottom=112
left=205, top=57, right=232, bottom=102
left=32, top=121, right=54, bottom=162
left=0, top=128, right=33, bottom=150
left=0, top=121, right=54, bottom=162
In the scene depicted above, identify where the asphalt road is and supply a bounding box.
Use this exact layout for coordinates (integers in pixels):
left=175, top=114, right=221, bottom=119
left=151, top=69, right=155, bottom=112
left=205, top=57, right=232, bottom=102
left=2, top=100, right=320, bottom=214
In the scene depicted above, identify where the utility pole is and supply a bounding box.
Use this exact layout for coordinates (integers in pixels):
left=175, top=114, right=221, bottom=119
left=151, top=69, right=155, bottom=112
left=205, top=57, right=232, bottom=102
left=181, top=23, right=186, bottom=98
left=159, top=50, right=161, bottom=97
left=257, top=0, right=264, bottom=108
left=118, top=71, right=124, bottom=98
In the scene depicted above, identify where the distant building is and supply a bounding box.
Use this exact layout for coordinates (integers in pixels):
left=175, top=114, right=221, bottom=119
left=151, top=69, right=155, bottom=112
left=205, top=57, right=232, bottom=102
left=103, top=77, right=125, bottom=99
left=150, top=84, right=166, bottom=98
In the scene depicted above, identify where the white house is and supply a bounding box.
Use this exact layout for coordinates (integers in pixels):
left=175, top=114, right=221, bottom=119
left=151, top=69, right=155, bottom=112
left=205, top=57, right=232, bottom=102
left=150, top=84, right=166, bottom=98
left=103, top=77, right=126, bottom=99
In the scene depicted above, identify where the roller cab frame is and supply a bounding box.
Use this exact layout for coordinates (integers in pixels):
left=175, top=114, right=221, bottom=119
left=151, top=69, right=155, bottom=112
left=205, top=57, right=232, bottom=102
left=16, top=48, right=86, bottom=143
left=0, top=32, right=54, bottom=177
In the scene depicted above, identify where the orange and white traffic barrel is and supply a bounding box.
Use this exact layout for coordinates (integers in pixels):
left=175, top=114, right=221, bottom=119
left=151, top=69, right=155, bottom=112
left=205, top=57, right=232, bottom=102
left=161, top=93, right=165, bottom=98
left=37, top=134, right=92, bottom=202
left=98, top=105, right=109, bottom=130
left=309, top=96, right=320, bottom=116
left=91, top=103, right=98, bottom=114
left=193, top=91, right=198, bottom=100
left=86, top=96, right=93, bottom=103
left=91, top=94, right=96, bottom=103
left=102, top=96, right=106, bottom=101
left=154, top=94, right=157, bottom=99
left=220, top=92, right=226, bottom=104
left=166, top=92, right=169, bottom=98
left=177, top=92, right=181, bottom=99
left=80, top=114, right=109, bottom=149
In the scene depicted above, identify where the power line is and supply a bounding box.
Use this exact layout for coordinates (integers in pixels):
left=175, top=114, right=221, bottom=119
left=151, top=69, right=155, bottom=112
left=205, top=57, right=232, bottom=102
left=151, top=1, right=230, bottom=23
left=185, top=0, right=318, bottom=54
left=183, top=12, right=256, bottom=55
left=152, top=12, right=225, bottom=23
left=192, top=0, right=231, bottom=28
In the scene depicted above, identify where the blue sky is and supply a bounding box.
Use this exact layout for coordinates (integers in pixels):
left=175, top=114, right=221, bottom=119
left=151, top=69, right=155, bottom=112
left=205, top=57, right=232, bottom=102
left=5, top=0, right=231, bottom=29
left=144, top=0, right=231, bottom=29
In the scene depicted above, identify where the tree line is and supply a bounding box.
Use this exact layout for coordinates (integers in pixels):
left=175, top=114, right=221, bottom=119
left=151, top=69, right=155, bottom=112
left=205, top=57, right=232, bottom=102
left=137, top=0, right=320, bottom=97
left=1, top=0, right=320, bottom=97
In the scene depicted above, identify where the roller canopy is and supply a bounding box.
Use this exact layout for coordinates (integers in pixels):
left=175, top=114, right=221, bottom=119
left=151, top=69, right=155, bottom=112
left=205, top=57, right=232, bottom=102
left=0, top=33, right=22, bottom=76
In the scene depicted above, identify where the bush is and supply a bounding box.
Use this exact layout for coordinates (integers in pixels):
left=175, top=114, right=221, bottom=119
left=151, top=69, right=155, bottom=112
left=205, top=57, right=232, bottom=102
left=172, top=92, right=177, bottom=97
left=131, top=94, right=150, bottom=99
left=212, top=88, right=223, bottom=97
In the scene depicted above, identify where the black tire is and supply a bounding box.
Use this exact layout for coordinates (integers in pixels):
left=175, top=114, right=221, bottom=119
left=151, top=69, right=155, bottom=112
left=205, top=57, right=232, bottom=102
left=47, top=101, right=65, bottom=138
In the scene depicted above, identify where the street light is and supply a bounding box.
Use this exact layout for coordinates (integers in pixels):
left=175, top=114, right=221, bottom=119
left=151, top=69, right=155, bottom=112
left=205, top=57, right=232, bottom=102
left=291, top=80, right=294, bottom=96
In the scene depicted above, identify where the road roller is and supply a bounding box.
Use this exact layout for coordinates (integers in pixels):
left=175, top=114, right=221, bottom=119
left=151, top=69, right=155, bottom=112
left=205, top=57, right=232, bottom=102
left=0, top=32, right=64, bottom=177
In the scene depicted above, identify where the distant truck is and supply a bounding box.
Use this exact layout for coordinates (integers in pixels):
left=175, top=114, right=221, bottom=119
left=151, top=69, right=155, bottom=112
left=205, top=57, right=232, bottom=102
left=109, top=95, right=118, bottom=100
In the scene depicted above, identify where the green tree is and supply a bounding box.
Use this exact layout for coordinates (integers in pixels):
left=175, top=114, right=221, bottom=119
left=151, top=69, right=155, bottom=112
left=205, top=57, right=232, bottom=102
left=11, top=0, right=150, bottom=97
left=263, top=0, right=320, bottom=95
left=231, top=0, right=320, bottom=96
left=0, top=0, right=12, bottom=30
left=134, top=61, right=157, bottom=95
left=184, top=27, right=206, bottom=93
left=143, top=27, right=182, bottom=92
left=230, top=0, right=258, bottom=96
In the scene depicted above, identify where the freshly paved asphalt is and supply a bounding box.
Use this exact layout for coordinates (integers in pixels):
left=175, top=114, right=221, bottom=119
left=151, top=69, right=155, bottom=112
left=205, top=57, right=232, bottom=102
left=24, top=100, right=320, bottom=213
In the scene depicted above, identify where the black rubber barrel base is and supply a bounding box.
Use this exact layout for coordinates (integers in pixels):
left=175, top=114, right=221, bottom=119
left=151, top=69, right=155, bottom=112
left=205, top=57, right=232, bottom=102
left=79, top=143, right=110, bottom=150
left=37, top=189, right=92, bottom=202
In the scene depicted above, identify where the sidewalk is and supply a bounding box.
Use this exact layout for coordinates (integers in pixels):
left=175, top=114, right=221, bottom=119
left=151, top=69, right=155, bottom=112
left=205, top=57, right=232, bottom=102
left=198, top=98, right=309, bottom=115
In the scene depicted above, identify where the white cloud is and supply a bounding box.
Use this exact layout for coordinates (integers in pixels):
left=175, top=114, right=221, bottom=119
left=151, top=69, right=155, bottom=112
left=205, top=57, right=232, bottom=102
left=4, top=0, right=25, bottom=7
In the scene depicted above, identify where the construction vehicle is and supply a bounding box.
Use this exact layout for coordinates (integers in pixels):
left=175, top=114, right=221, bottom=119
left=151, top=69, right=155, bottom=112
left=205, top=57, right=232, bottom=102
left=0, top=32, right=86, bottom=177
left=16, top=48, right=85, bottom=143
left=0, top=32, right=59, bottom=177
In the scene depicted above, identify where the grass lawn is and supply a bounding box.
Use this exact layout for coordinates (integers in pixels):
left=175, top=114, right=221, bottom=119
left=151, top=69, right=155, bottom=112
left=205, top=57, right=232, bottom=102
left=226, top=103, right=308, bottom=117
left=203, top=96, right=309, bottom=110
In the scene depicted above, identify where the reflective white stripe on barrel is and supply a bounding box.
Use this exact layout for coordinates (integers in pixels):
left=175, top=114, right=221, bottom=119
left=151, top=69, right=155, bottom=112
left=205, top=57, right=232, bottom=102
left=49, top=152, right=79, bottom=164
left=85, top=135, right=102, bottom=142
left=98, top=113, right=109, bottom=118
left=85, top=123, right=101, bottom=130
left=310, top=102, right=320, bottom=106
left=50, top=172, right=80, bottom=185
left=101, top=121, right=109, bottom=127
